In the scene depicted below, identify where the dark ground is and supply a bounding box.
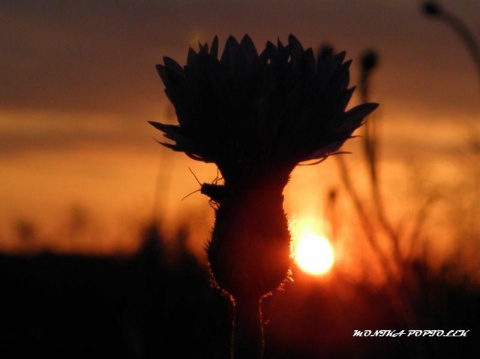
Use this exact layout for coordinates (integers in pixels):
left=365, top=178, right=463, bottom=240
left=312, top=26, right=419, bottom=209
left=0, top=226, right=479, bottom=358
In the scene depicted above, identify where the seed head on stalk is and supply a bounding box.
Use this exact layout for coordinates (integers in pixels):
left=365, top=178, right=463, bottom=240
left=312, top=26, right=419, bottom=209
left=150, top=34, right=377, bottom=357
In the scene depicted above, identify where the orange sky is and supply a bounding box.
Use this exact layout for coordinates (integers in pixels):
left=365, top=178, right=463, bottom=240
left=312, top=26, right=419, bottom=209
left=1, top=0, right=479, bottom=260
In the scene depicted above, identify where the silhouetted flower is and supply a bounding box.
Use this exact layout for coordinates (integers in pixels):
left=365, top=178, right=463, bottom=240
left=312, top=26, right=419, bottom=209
left=150, top=31, right=378, bottom=313
left=150, top=35, right=377, bottom=358
left=150, top=34, right=377, bottom=190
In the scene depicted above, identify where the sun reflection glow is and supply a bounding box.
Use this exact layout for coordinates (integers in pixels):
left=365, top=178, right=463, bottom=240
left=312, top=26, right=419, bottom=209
left=293, top=222, right=334, bottom=275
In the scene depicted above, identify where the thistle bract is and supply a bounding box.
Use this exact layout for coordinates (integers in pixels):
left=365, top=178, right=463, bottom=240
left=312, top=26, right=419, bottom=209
left=150, top=34, right=377, bottom=299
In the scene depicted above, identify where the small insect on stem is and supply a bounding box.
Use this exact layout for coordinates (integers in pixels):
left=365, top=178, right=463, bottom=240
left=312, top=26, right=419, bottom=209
left=182, top=168, right=226, bottom=208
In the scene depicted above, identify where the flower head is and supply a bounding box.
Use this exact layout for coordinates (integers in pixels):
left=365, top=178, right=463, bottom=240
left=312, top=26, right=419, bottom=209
left=150, top=34, right=377, bottom=188
left=150, top=35, right=378, bottom=302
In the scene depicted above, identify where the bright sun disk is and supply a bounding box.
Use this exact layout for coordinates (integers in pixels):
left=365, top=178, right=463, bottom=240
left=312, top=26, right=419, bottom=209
left=294, top=230, right=334, bottom=275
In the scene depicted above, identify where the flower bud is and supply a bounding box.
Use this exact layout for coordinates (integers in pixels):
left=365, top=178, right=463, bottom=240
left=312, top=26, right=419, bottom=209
left=207, top=174, right=291, bottom=300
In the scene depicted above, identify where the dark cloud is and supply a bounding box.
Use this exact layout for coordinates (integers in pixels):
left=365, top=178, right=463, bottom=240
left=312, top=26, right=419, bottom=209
left=0, top=0, right=479, bottom=119
left=0, top=1, right=186, bottom=116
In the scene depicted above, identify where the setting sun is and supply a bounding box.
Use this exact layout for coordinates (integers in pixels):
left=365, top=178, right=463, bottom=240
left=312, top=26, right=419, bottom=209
left=293, top=228, right=334, bottom=275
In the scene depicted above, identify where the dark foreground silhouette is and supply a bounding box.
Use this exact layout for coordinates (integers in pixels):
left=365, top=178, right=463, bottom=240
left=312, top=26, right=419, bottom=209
left=0, top=225, right=479, bottom=358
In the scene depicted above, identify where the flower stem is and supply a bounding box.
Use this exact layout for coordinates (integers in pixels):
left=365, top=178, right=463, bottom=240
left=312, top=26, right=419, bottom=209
left=232, top=296, right=264, bottom=359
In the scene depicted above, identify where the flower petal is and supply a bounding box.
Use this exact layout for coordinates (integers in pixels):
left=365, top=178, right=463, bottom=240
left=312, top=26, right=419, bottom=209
left=210, top=36, right=219, bottom=58
left=221, top=35, right=240, bottom=68
left=239, top=34, right=258, bottom=65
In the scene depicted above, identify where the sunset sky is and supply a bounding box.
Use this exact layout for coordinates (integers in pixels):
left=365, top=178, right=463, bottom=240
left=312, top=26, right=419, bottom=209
left=1, top=0, right=479, bottom=256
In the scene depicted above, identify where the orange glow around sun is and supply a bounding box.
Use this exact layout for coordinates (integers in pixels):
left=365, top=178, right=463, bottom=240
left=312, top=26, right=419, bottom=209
left=292, top=220, right=335, bottom=275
